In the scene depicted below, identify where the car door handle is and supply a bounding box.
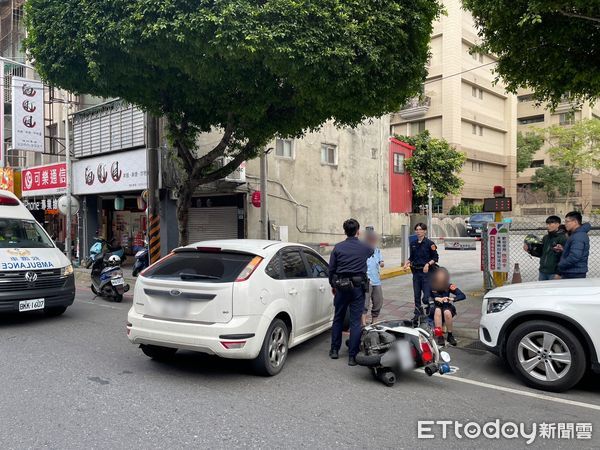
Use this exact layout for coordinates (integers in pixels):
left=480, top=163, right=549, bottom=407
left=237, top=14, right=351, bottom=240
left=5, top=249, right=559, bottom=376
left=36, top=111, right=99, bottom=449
left=288, top=288, right=298, bottom=295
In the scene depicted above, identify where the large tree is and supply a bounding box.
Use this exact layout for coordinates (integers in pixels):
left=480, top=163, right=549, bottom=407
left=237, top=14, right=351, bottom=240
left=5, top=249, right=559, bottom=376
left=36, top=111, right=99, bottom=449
left=463, top=0, right=600, bottom=105
left=541, top=119, right=600, bottom=207
left=396, top=131, right=466, bottom=207
left=25, top=0, right=442, bottom=245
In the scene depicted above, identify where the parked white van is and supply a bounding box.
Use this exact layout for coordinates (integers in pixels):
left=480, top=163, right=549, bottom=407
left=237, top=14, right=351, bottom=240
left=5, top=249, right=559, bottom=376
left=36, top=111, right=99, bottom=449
left=0, top=190, right=75, bottom=316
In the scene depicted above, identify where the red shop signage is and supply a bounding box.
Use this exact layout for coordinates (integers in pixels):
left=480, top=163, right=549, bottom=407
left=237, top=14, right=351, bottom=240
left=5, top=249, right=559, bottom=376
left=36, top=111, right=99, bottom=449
left=21, top=162, right=68, bottom=197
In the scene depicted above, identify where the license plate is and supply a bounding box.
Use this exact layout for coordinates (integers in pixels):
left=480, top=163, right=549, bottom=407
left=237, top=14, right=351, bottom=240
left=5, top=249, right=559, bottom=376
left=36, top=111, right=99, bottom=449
left=19, top=298, right=45, bottom=312
left=111, top=278, right=124, bottom=286
left=160, top=301, right=189, bottom=318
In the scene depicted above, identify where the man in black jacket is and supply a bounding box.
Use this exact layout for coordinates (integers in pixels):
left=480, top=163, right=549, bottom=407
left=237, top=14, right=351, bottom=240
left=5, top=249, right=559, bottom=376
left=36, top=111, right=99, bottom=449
left=524, top=215, right=567, bottom=281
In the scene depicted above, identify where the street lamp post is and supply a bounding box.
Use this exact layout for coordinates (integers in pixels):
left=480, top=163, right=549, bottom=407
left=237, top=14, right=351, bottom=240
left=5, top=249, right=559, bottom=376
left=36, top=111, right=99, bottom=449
left=64, top=101, right=72, bottom=261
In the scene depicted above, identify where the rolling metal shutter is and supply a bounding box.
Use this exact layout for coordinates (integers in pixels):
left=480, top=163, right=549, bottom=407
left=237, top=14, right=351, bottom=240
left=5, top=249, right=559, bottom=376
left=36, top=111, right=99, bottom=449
left=187, top=206, right=239, bottom=243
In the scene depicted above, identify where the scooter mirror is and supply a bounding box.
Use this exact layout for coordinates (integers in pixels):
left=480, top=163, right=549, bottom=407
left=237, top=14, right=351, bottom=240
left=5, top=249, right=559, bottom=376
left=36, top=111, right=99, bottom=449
left=440, top=351, right=451, bottom=363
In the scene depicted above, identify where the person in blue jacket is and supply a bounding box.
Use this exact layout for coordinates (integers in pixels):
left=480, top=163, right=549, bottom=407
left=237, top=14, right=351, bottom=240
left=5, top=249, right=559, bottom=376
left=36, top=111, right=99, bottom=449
left=556, top=211, right=591, bottom=279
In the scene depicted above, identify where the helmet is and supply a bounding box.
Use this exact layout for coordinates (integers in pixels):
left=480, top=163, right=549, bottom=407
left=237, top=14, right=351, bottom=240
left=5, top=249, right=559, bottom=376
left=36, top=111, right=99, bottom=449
left=107, top=254, right=121, bottom=266
left=524, top=234, right=542, bottom=254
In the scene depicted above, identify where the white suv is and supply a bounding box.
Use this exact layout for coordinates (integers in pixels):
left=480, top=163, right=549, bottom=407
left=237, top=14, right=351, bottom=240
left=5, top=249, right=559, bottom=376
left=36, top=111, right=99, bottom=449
left=127, top=240, right=333, bottom=375
left=480, top=279, right=600, bottom=392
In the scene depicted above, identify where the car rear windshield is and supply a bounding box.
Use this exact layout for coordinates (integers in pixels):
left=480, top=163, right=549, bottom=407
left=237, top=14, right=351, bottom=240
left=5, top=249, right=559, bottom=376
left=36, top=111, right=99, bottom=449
left=470, top=213, right=494, bottom=222
left=0, top=218, right=54, bottom=249
left=142, top=251, right=254, bottom=283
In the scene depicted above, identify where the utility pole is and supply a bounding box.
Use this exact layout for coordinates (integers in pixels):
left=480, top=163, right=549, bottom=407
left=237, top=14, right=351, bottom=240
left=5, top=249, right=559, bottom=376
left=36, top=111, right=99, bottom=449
left=146, top=114, right=161, bottom=264
left=64, top=101, right=72, bottom=260
left=427, top=183, right=433, bottom=236
left=259, top=149, right=271, bottom=240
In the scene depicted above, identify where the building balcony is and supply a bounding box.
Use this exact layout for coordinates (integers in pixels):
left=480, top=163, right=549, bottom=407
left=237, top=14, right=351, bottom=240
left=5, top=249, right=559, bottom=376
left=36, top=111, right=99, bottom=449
left=398, top=96, right=431, bottom=120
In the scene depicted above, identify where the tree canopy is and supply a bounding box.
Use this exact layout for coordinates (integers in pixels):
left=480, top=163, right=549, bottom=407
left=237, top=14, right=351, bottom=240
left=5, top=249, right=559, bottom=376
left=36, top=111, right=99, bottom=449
left=26, top=0, right=442, bottom=244
left=396, top=131, right=466, bottom=202
left=517, top=131, right=544, bottom=173
left=463, top=0, right=600, bottom=105
left=531, top=166, right=574, bottom=202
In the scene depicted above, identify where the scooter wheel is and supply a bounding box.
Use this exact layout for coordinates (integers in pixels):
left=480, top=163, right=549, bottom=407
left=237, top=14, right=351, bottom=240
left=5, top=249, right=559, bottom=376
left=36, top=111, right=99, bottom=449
left=424, top=366, right=436, bottom=377
left=132, top=268, right=139, bottom=277
left=114, top=294, right=123, bottom=303
left=379, top=371, right=396, bottom=387
left=91, top=285, right=100, bottom=296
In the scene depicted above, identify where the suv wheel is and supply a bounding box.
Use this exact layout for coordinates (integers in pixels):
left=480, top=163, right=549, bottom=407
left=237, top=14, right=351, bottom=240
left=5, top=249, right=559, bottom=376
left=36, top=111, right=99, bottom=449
left=252, top=319, right=289, bottom=376
left=506, top=320, right=586, bottom=392
left=140, top=344, right=178, bottom=361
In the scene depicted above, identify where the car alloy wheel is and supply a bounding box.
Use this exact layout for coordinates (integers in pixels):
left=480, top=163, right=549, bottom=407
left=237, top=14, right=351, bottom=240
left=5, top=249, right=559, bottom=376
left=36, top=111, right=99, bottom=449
left=268, top=325, right=288, bottom=369
left=517, top=331, right=571, bottom=382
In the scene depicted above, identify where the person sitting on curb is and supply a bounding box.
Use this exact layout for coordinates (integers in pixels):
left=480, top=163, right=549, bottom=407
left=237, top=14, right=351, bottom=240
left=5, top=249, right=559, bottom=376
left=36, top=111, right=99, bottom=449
left=523, top=215, right=567, bottom=281
left=428, top=267, right=466, bottom=347
left=556, top=211, right=591, bottom=279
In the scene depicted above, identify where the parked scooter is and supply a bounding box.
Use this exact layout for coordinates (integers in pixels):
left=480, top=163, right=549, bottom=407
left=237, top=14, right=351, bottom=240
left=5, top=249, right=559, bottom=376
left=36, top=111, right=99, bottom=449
left=83, top=237, right=125, bottom=269
left=132, top=239, right=149, bottom=277
left=355, top=319, right=452, bottom=386
left=90, top=254, right=130, bottom=302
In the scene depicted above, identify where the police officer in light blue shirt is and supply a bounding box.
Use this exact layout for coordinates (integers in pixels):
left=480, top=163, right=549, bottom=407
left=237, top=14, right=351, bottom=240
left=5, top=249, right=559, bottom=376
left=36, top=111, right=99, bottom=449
left=363, top=228, right=384, bottom=326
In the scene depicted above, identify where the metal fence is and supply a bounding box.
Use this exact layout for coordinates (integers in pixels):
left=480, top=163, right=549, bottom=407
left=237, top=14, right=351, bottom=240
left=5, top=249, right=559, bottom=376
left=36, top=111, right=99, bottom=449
left=482, top=216, right=600, bottom=286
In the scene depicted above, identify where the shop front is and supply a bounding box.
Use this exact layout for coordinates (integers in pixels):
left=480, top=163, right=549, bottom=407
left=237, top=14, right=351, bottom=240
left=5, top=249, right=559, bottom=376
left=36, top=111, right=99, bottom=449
left=73, top=148, right=149, bottom=262
left=21, top=162, right=69, bottom=249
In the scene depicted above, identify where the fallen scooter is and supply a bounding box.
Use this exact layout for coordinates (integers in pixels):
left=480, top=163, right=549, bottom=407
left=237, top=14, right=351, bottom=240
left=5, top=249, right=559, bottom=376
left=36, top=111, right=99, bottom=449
left=90, top=254, right=130, bottom=302
left=355, top=319, right=452, bottom=386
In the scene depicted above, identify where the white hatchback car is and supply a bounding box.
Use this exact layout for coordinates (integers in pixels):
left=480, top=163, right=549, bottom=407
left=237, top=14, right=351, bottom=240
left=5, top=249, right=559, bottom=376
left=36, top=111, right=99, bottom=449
left=127, top=240, right=334, bottom=375
left=480, top=279, right=600, bottom=392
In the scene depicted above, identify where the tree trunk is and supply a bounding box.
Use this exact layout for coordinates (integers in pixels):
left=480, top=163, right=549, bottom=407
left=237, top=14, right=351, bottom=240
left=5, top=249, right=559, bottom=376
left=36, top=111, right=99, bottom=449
left=176, top=182, right=195, bottom=247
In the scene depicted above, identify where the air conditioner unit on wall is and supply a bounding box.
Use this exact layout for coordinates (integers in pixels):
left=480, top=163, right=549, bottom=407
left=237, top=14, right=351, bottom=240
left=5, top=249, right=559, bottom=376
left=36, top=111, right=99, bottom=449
left=215, top=156, right=246, bottom=184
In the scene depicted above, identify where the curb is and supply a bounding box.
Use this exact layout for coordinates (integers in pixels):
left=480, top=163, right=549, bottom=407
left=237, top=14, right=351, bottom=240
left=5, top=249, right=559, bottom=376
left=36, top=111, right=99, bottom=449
left=380, top=266, right=411, bottom=280
left=74, top=268, right=137, bottom=288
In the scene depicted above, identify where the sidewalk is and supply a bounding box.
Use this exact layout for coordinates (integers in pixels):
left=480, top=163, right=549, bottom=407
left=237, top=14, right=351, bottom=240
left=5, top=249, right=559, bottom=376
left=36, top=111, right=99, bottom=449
left=377, top=244, right=485, bottom=339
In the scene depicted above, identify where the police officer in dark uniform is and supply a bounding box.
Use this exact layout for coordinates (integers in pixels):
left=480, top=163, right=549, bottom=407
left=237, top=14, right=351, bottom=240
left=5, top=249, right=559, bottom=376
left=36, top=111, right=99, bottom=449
left=328, top=219, right=374, bottom=366
left=403, top=222, right=439, bottom=323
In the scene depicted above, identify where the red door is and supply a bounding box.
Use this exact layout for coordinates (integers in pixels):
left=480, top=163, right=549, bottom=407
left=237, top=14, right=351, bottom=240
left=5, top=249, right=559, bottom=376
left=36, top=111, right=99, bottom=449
left=389, top=138, right=414, bottom=213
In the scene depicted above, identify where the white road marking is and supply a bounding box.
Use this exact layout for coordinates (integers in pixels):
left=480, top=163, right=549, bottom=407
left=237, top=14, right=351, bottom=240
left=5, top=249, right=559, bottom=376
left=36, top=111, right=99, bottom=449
left=77, top=300, right=122, bottom=310
left=442, top=374, right=600, bottom=412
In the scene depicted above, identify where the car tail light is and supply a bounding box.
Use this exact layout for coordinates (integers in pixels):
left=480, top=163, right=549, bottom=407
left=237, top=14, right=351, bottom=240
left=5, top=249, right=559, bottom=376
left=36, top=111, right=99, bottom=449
left=221, top=341, right=246, bottom=349
left=0, top=195, right=19, bottom=206
left=235, top=256, right=263, bottom=282
left=421, top=341, right=434, bottom=363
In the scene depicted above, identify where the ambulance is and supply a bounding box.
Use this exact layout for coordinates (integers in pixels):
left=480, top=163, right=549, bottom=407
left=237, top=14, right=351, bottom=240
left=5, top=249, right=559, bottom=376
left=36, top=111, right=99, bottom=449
left=0, top=190, right=75, bottom=316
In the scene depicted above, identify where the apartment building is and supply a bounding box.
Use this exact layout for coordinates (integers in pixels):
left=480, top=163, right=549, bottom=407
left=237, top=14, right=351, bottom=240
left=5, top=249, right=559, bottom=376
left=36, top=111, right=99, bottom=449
left=516, top=93, right=600, bottom=215
left=389, top=0, right=517, bottom=212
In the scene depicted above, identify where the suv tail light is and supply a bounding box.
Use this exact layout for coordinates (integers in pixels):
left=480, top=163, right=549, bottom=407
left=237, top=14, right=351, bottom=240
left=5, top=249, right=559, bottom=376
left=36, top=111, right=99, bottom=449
left=0, top=195, right=19, bottom=206
left=236, top=256, right=263, bottom=282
